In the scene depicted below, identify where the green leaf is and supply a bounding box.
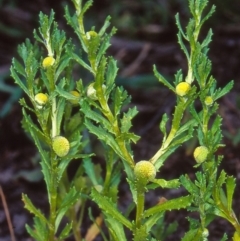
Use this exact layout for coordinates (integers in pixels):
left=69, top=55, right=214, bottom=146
left=175, top=13, right=188, bottom=40
left=226, top=176, right=236, bottom=212
left=26, top=218, right=47, bottom=241
left=201, top=28, right=213, bottom=48
left=55, top=187, right=80, bottom=231
left=133, top=225, right=148, bottom=241
left=85, top=119, right=125, bottom=160
left=181, top=229, right=199, bottom=241
left=159, top=113, right=168, bottom=142
left=106, top=57, right=118, bottom=88
left=56, top=97, right=66, bottom=134
left=214, top=80, right=234, bottom=100
left=105, top=215, right=127, bottom=241
left=59, top=222, right=72, bottom=240
left=91, top=188, right=133, bottom=230
left=81, top=100, right=113, bottom=131
left=55, top=55, right=72, bottom=80
left=120, top=107, right=138, bottom=133
left=151, top=178, right=180, bottom=189
left=72, top=52, right=93, bottom=73
left=144, top=195, right=192, bottom=218
left=22, top=194, right=48, bottom=225
left=96, top=27, right=117, bottom=67
left=10, top=66, right=29, bottom=96
left=113, top=86, right=128, bottom=116
left=153, top=65, right=175, bottom=92
left=83, top=158, right=100, bottom=186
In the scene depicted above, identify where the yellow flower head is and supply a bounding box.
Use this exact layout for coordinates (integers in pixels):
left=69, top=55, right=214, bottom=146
left=69, top=90, right=81, bottom=105
left=193, top=146, right=209, bottom=164
left=204, top=96, right=214, bottom=106
left=176, top=82, right=191, bottom=97
left=52, top=136, right=70, bottom=157
left=34, top=93, right=48, bottom=106
left=134, top=161, right=156, bottom=183
left=42, top=56, right=55, bottom=68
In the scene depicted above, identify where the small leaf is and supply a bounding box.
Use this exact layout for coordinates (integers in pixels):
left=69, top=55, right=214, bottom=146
left=151, top=178, right=180, bottom=189
left=59, top=222, right=72, bottom=240
left=55, top=187, right=80, bottom=230
left=144, top=195, right=192, bottom=218
left=91, top=188, right=133, bottom=230
left=214, top=80, right=234, bottom=100
left=226, top=176, right=236, bottom=212
left=22, top=194, right=48, bottom=225
left=153, top=65, right=175, bottom=92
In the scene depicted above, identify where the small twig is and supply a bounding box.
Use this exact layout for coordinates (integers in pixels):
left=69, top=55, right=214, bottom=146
left=0, top=185, right=16, bottom=241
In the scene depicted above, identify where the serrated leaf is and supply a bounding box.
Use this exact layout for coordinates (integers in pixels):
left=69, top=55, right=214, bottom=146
left=81, top=100, right=113, bottom=131
left=83, top=158, right=100, bottom=186
left=22, top=194, right=48, bottom=224
left=181, top=229, right=199, bottom=241
left=214, top=80, right=234, bottom=100
left=120, top=107, right=138, bottom=133
left=151, top=179, right=180, bottom=189
left=72, top=52, right=93, bottom=73
left=91, top=188, right=132, bottom=230
left=153, top=65, right=175, bottom=92
left=95, top=27, right=117, bottom=67
left=226, top=176, right=236, bottom=212
left=105, top=215, right=127, bottom=241
left=106, top=57, right=118, bottom=87
left=55, top=55, right=72, bottom=80
left=133, top=224, right=148, bottom=241
left=85, top=119, right=125, bottom=160
left=56, top=97, right=66, bottom=134
left=144, top=195, right=192, bottom=218
left=159, top=113, right=168, bottom=141
left=10, top=67, right=29, bottom=96
left=55, top=187, right=80, bottom=231
left=180, top=175, right=199, bottom=194
left=59, top=222, right=72, bottom=240
left=113, top=86, right=128, bottom=116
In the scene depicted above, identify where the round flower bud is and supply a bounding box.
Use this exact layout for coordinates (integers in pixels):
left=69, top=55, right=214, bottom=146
left=86, top=31, right=98, bottom=40
left=87, top=83, right=106, bottom=100
left=176, top=82, right=191, bottom=97
left=204, top=96, right=214, bottom=106
left=134, top=161, right=156, bottom=183
left=193, top=146, right=209, bottom=164
left=52, top=136, right=70, bottom=157
left=69, top=90, right=81, bottom=105
left=34, top=93, right=48, bottom=109
left=42, top=56, right=55, bottom=68
left=202, top=228, right=209, bottom=238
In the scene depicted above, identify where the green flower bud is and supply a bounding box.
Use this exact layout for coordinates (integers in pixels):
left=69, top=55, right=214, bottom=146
left=204, top=96, right=214, bottom=106
left=69, top=90, right=81, bottom=105
left=176, top=82, right=191, bottom=96
left=52, top=136, right=70, bottom=157
left=134, top=161, right=156, bottom=184
left=87, top=83, right=106, bottom=100
left=86, top=30, right=98, bottom=40
left=193, top=146, right=209, bottom=164
left=42, top=56, right=55, bottom=68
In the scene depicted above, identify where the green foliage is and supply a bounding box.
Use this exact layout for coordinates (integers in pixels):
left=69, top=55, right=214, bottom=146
left=10, top=0, right=240, bottom=240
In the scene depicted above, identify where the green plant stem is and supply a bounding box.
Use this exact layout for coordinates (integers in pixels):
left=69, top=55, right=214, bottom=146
left=98, top=88, right=135, bottom=168
left=48, top=158, right=58, bottom=241
left=48, top=96, right=59, bottom=241
left=150, top=100, right=186, bottom=164
left=135, top=190, right=145, bottom=229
